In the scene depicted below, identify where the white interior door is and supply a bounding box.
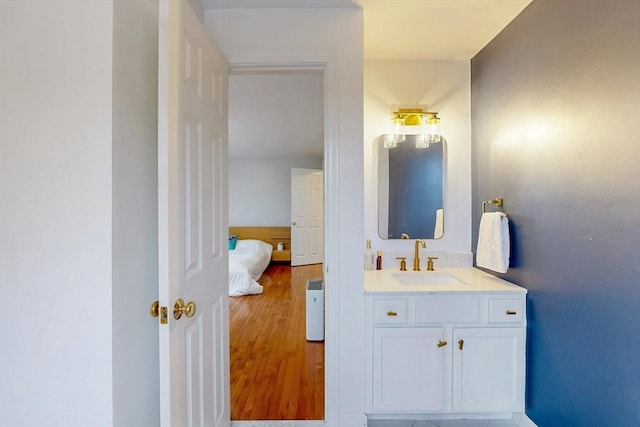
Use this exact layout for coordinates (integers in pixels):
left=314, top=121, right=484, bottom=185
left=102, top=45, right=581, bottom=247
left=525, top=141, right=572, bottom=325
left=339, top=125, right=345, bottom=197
left=291, top=168, right=324, bottom=266
left=157, top=1, right=230, bottom=426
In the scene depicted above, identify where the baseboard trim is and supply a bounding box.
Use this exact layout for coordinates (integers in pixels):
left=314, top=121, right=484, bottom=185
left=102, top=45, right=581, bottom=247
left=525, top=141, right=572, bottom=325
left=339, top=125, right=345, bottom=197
left=513, top=412, right=537, bottom=427
left=339, top=414, right=367, bottom=427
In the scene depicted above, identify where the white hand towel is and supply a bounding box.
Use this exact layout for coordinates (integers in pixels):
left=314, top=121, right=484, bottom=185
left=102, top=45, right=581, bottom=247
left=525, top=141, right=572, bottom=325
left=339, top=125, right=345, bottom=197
left=476, top=212, right=510, bottom=273
left=434, top=208, right=444, bottom=239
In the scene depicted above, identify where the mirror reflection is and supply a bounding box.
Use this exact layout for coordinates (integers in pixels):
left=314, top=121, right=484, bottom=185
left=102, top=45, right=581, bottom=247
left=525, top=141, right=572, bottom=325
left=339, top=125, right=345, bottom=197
left=378, top=136, right=444, bottom=240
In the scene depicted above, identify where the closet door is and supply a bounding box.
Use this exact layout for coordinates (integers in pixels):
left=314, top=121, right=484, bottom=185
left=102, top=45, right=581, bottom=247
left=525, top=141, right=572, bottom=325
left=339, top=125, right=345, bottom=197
left=291, top=168, right=324, bottom=266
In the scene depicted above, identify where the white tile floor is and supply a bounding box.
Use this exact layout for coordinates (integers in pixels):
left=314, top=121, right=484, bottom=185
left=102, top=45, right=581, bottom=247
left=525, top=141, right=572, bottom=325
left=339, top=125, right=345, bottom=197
left=368, top=420, right=518, bottom=427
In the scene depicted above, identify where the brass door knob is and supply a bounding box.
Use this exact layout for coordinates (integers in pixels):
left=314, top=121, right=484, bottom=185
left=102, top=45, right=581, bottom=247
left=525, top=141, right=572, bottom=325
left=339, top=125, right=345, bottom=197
left=150, top=300, right=160, bottom=317
left=173, top=298, right=197, bottom=320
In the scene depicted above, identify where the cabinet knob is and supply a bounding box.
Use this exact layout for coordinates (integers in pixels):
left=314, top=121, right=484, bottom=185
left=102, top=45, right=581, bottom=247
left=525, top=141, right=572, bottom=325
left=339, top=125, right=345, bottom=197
left=505, top=310, right=517, bottom=315
left=437, top=340, right=447, bottom=348
left=386, top=311, right=398, bottom=317
left=458, top=339, right=464, bottom=350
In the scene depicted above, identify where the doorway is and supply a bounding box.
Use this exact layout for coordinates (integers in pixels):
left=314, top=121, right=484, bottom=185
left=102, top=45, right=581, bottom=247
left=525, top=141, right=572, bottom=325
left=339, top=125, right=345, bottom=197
left=227, top=69, right=325, bottom=420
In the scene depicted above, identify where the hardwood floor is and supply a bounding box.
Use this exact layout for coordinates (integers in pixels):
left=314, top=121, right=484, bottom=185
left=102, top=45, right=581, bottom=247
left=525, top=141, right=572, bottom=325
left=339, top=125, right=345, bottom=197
left=229, top=263, right=324, bottom=420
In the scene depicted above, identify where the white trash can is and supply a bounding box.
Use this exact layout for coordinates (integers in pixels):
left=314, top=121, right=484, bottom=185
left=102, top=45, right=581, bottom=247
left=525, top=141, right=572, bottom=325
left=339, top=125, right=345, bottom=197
left=306, top=279, right=324, bottom=341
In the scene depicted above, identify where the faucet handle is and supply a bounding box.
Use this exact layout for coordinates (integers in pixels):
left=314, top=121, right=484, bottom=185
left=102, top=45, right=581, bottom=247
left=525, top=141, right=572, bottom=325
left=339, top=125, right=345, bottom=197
left=426, top=256, right=439, bottom=271
left=396, top=257, right=407, bottom=271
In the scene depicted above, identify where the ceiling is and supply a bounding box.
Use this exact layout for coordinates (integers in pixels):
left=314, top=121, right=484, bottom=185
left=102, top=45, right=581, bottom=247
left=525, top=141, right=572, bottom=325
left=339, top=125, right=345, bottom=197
left=206, top=0, right=532, bottom=157
left=200, top=0, right=532, bottom=60
left=358, top=0, right=532, bottom=60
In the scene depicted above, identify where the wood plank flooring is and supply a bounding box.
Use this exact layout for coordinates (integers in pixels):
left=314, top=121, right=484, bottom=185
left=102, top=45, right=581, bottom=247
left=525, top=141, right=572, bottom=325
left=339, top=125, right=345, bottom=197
left=229, top=263, right=324, bottom=420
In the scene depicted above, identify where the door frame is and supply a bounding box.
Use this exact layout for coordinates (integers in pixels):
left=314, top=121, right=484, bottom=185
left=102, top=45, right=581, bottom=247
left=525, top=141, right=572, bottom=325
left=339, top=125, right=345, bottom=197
left=229, top=58, right=339, bottom=424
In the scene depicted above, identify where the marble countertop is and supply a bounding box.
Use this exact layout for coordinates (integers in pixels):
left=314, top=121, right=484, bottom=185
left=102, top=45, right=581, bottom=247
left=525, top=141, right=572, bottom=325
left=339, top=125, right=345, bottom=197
left=364, top=267, right=527, bottom=294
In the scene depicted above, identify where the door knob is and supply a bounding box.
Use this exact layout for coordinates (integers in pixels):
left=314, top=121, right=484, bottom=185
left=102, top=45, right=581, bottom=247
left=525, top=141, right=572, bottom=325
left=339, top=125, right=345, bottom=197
left=173, top=298, right=197, bottom=320
left=150, top=301, right=160, bottom=317
left=292, top=221, right=297, bottom=225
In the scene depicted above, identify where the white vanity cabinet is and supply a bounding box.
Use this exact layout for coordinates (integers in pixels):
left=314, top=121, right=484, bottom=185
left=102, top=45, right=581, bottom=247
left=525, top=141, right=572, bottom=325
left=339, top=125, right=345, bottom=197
left=373, top=326, right=446, bottom=411
left=365, top=291, right=526, bottom=417
left=452, top=327, right=525, bottom=412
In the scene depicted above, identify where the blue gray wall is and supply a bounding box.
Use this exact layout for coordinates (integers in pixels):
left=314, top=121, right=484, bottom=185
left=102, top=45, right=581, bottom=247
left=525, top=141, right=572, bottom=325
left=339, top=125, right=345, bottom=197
left=471, top=0, right=640, bottom=425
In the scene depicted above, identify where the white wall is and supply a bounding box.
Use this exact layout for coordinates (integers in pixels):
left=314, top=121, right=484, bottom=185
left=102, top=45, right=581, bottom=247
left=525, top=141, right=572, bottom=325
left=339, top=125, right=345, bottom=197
left=229, top=155, right=323, bottom=226
left=0, top=2, right=160, bottom=426
left=229, top=72, right=324, bottom=157
left=204, top=8, right=364, bottom=425
left=0, top=2, right=114, bottom=425
left=112, top=0, right=160, bottom=425
left=364, top=60, right=472, bottom=267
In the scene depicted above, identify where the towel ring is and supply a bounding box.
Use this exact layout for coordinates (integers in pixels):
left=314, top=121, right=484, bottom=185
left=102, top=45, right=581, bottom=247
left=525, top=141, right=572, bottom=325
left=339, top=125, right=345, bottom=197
left=482, top=198, right=507, bottom=216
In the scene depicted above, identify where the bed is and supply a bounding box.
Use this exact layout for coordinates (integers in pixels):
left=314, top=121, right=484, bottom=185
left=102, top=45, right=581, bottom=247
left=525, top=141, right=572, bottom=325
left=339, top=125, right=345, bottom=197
left=228, top=239, right=272, bottom=296
left=228, top=226, right=291, bottom=297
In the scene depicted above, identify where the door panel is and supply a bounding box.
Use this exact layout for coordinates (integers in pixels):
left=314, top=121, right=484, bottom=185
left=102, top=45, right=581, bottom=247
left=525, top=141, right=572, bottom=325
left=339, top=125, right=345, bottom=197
left=452, top=328, right=525, bottom=412
left=372, top=327, right=446, bottom=412
left=158, top=1, right=229, bottom=426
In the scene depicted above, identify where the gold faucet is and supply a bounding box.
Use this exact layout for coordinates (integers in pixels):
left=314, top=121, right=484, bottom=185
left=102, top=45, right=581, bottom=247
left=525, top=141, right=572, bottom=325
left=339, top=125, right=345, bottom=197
left=413, top=239, right=426, bottom=271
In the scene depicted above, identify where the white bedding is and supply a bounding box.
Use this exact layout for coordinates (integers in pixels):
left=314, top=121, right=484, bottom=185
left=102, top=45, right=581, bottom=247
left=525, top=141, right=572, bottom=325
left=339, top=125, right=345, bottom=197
left=229, top=239, right=273, bottom=296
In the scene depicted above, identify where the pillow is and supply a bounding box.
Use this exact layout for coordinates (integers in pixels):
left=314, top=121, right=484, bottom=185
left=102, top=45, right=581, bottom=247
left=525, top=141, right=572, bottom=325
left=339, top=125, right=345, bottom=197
left=234, top=239, right=273, bottom=255
left=228, top=235, right=238, bottom=250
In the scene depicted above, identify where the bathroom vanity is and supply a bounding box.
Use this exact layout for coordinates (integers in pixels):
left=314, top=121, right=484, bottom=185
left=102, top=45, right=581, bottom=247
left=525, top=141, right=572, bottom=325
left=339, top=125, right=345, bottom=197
left=364, top=268, right=527, bottom=418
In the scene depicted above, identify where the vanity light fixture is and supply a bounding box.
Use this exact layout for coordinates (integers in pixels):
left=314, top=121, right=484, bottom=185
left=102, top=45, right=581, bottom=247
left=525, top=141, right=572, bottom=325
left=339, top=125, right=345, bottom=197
left=381, top=109, right=442, bottom=149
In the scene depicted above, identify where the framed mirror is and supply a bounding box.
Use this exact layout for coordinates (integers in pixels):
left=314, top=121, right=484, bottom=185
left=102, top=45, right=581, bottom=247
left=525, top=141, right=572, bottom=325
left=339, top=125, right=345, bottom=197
left=378, top=136, right=444, bottom=239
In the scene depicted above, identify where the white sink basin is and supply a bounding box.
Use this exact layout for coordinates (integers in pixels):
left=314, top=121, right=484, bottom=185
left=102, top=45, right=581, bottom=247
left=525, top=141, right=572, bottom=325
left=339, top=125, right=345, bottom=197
left=391, top=272, right=466, bottom=286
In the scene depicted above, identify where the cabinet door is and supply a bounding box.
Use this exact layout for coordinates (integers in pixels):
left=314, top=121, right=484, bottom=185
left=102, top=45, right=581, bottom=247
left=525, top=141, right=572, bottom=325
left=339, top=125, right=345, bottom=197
left=452, top=328, right=525, bottom=412
left=372, top=327, right=446, bottom=412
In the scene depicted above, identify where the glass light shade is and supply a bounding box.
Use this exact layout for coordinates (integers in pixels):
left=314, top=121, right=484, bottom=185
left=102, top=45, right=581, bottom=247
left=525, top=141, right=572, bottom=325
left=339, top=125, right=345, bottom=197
left=391, top=117, right=403, bottom=134
left=426, top=116, right=441, bottom=142
left=382, top=133, right=405, bottom=148
left=415, top=134, right=430, bottom=149
left=382, top=134, right=397, bottom=149
left=382, top=117, right=406, bottom=148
